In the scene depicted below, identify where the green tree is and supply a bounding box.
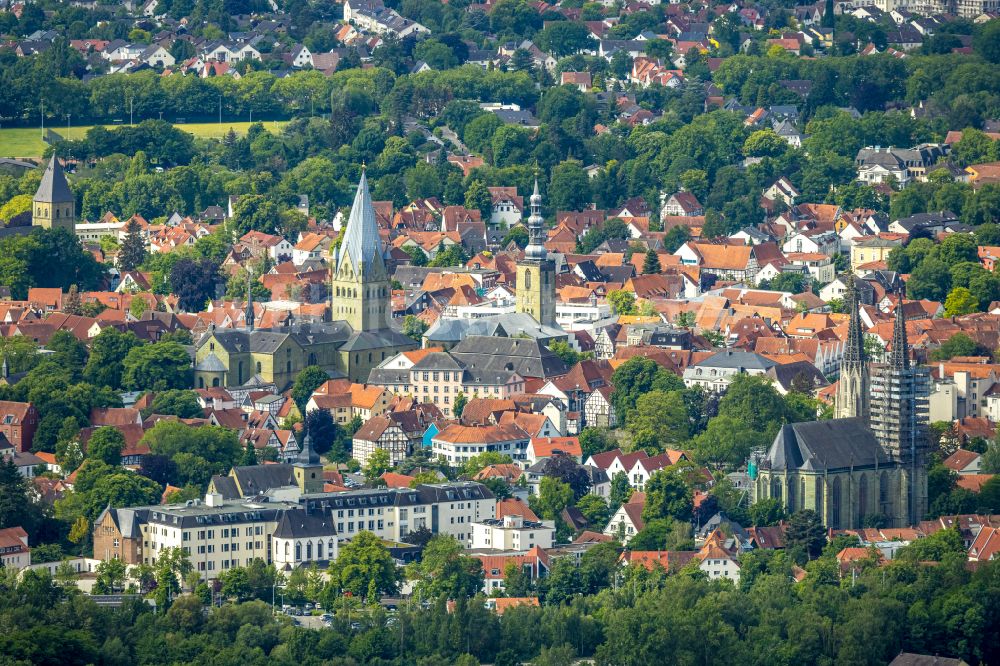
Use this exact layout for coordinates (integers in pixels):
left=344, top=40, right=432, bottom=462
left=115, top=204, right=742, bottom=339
left=626, top=390, right=689, bottom=451
left=896, top=526, right=965, bottom=561
left=944, top=287, right=980, bottom=317
left=94, top=557, right=128, bottom=594
left=408, top=535, right=483, bottom=600
left=140, top=420, right=240, bottom=486
left=402, top=314, right=429, bottom=342
left=326, top=531, right=399, bottom=599
left=291, top=365, right=328, bottom=413
left=607, top=289, right=636, bottom=315
left=145, top=390, right=203, bottom=419
left=502, top=225, right=529, bottom=249
left=536, top=21, right=594, bottom=57
left=642, top=249, right=661, bottom=274
left=169, top=257, right=220, bottom=311
left=579, top=427, right=614, bottom=458
left=118, top=217, right=147, bottom=271
left=547, top=340, right=581, bottom=365
left=86, top=427, right=125, bottom=466
left=930, top=333, right=985, bottom=361
left=717, top=374, right=790, bottom=441
left=402, top=245, right=429, bottom=266
left=575, top=493, right=609, bottom=527
left=972, top=19, right=1000, bottom=63
left=465, top=180, right=493, bottom=220
left=121, top=342, right=191, bottom=391
left=0, top=457, right=40, bottom=532
left=453, top=391, right=468, bottom=418
left=363, top=448, right=392, bottom=480
left=642, top=468, right=693, bottom=523
left=548, top=160, right=591, bottom=211
left=785, top=509, right=826, bottom=562
left=610, top=357, right=684, bottom=426
left=532, top=477, right=574, bottom=522
left=690, top=415, right=767, bottom=469
left=749, top=497, right=785, bottom=526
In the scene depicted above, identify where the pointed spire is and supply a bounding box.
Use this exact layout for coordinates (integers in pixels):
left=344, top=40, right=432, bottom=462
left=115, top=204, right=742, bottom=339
left=296, top=429, right=319, bottom=465
left=34, top=153, right=74, bottom=203
left=338, top=169, right=382, bottom=273
left=890, top=288, right=909, bottom=369
left=842, top=274, right=865, bottom=368
left=1, top=355, right=7, bottom=380
left=245, top=269, right=255, bottom=331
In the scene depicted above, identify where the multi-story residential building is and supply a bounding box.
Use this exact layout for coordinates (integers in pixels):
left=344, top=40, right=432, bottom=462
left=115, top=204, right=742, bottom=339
left=583, top=386, right=617, bottom=428
left=855, top=144, right=948, bottom=185
left=93, top=493, right=317, bottom=580
left=431, top=423, right=531, bottom=465
left=0, top=527, right=30, bottom=572
left=674, top=241, right=760, bottom=283
left=851, top=236, right=902, bottom=272
left=470, top=514, right=555, bottom=551
left=370, top=337, right=567, bottom=415
left=682, top=350, right=778, bottom=392
left=301, top=482, right=495, bottom=546
left=929, top=361, right=1000, bottom=422
left=351, top=410, right=427, bottom=468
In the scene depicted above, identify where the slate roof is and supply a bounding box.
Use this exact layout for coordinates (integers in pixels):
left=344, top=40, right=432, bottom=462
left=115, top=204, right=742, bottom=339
left=695, top=349, right=777, bottom=371
left=209, top=475, right=240, bottom=499
left=231, top=463, right=296, bottom=496
left=423, top=313, right=566, bottom=347
left=451, top=335, right=569, bottom=379
left=34, top=155, right=74, bottom=203
left=272, top=508, right=337, bottom=538
left=764, top=418, right=890, bottom=472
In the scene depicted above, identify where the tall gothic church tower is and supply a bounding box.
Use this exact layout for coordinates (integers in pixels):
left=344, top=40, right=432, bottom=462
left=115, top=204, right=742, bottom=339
left=331, top=170, right=391, bottom=332
left=834, top=277, right=869, bottom=422
left=33, top=154, right=75, bottom=232
left=870, top=292, right=931, bottom=524
left=515, top=180, right=556, bottom=327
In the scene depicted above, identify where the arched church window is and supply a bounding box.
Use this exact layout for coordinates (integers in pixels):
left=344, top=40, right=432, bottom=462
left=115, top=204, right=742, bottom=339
left=831, top=477, right=842, bottom=529
left=815, top=477, right=824, bottom=518
left=525, top=271, right=531, bottom=289
left=858, top=475, right=869, bottom=527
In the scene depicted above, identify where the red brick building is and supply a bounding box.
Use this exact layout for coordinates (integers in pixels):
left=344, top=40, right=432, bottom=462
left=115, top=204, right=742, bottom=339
left=0, top=401, right=38, bottom=452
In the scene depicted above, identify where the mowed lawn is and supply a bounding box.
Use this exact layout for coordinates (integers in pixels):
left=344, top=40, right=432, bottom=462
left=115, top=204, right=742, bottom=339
left=0, top=121, right=289, bottom=158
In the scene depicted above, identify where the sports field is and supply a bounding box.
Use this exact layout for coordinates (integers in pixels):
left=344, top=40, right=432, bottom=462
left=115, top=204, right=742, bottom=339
left=0, top=120, right=289, bottom=158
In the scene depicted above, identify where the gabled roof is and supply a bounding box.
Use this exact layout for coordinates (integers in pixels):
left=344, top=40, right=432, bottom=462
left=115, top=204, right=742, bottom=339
left=765, top=418, right=889, bottom=472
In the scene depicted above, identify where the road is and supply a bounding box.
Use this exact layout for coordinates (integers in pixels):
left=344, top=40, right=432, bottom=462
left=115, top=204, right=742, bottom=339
left=439, top=125, right=468, bottom=153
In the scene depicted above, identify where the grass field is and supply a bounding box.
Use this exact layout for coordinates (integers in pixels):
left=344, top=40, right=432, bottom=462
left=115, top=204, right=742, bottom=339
left=0, top=120, right=290, bottom=158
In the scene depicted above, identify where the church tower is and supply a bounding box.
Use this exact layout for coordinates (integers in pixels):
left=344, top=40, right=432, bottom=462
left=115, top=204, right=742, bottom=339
left=292, top=430, right=324, bottom=494
left=244, top=271, right=255, bottom=331
left=33, top=154, right=75, bottom=232
left=331, top=169, right=391, bottom=332
left=870, top=293, right=930, bottom=525
left=834, top=276, right=869, bottom=422
left=515, top=179, right=556, bottom=327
